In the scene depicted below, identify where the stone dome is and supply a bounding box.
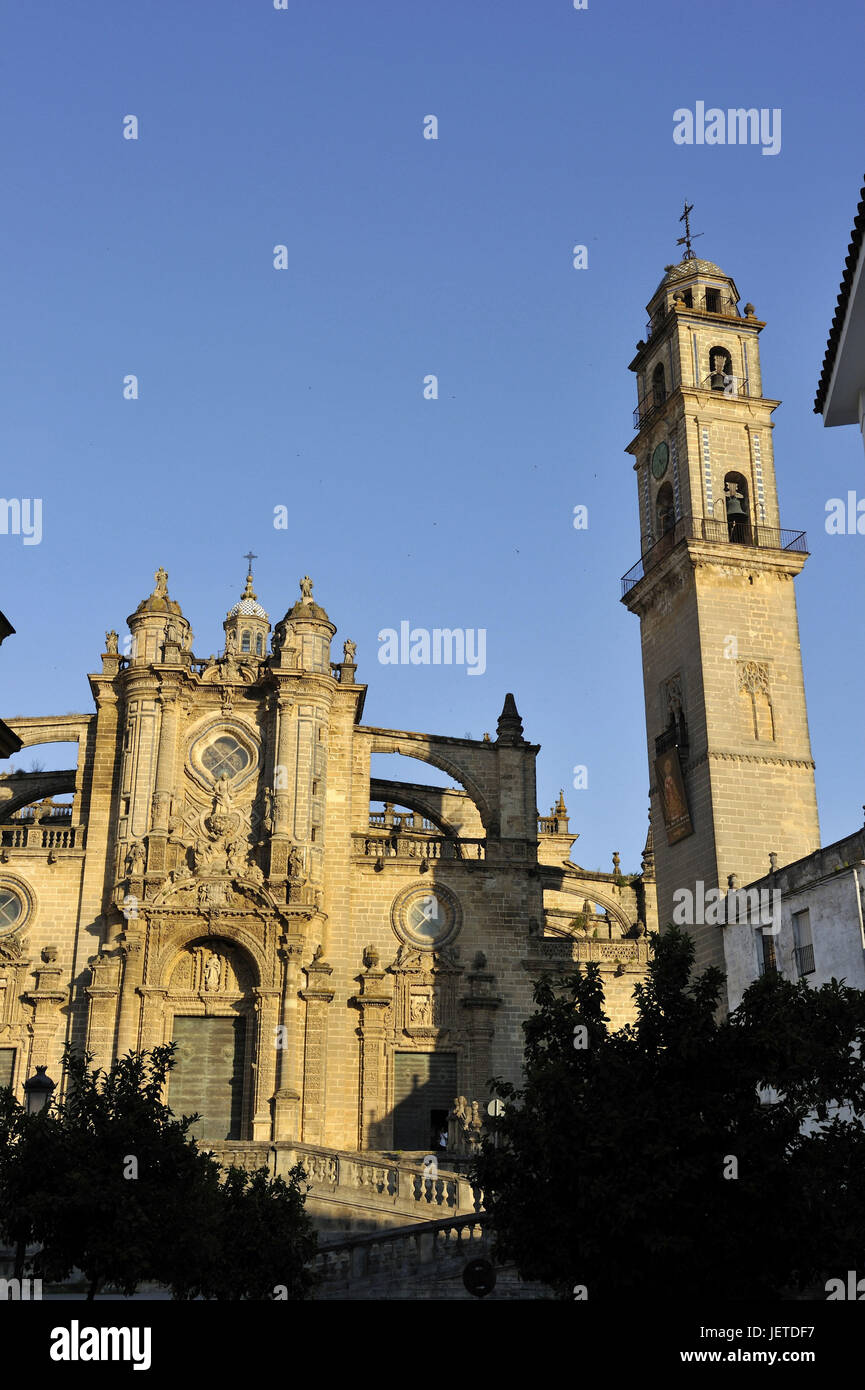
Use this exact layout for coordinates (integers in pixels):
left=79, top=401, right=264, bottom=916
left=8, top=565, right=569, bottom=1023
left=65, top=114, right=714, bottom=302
left=228, top=595, right=269, bottom=621
left=129, top=567, right=184, bottom=620
left=654, top=256, right=729, bottom=295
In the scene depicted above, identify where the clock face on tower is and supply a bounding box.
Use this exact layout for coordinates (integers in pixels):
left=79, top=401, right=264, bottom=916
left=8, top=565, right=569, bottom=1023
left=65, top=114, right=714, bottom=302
left=651, top=441, right=669, bottom=479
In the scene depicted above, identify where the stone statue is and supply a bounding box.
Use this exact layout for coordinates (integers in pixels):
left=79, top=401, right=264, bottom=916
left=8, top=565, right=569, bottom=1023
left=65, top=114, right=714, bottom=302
left=452, top=1096, right=469, bottom=1125
left=194, top=837, right=217, bottom=872
left=105, top=630, right=119, bottom=654
left=343, top=639, right=356, bottom=662
left=226, top=840, right=247, bottom=878
left=154, top=567, right=168, bottom=598
left=300, top=575, right=313, bottom=600
left=125, top=842, right=145, bottom=877
left=203, top=953, right=221, bottom=992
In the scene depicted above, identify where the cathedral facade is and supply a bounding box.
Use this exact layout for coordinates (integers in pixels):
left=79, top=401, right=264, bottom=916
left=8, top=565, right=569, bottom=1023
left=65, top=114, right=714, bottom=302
left=0, top=566, right=654, bottom=1151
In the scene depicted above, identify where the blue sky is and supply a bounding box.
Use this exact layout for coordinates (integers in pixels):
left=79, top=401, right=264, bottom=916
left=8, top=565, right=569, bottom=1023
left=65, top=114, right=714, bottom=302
left=1, top=0, right=862, bottom=873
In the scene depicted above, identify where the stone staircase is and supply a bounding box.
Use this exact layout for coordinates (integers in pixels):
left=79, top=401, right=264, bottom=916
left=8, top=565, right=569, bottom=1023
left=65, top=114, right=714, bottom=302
left=311, top=1213, right=551, bottom=1300
left=205, top=1140, right=482, bottom=1238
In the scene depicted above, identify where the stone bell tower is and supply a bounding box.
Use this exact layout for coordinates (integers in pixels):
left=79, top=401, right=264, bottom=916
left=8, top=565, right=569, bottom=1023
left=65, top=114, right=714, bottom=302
left=621, top=247, right=820, bottom=973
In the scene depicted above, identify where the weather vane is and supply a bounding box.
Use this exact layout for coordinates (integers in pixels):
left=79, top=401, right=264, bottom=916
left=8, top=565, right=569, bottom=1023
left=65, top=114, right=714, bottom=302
left=676, top=201, right=703, bottom=259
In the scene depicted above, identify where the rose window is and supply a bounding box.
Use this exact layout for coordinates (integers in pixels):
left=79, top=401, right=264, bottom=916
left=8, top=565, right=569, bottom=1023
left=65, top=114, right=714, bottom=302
left=201, top=735, right=250, bottom=781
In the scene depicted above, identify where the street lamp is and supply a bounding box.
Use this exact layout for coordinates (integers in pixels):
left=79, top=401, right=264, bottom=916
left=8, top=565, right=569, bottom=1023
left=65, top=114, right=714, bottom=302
left=23, top=1065, right=55, bottom=1115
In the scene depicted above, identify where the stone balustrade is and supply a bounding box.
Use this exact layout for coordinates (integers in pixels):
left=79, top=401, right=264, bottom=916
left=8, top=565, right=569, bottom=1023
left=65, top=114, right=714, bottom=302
left=312, top=1213, right=489, bottom=1292
left=0, top=824, right=81, bottom=851
left=355, top=832, right=486, bottom=862
left=201, top=1140, right=483, bottom=1222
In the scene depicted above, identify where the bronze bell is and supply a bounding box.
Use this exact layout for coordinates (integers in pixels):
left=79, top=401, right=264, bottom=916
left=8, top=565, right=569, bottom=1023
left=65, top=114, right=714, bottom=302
left=725, top=493, right=747, bottom=518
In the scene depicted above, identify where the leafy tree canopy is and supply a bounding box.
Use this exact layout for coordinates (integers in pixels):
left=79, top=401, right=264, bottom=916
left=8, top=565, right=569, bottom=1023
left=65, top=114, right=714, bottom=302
left=474, top=927, right=865, bottom=1300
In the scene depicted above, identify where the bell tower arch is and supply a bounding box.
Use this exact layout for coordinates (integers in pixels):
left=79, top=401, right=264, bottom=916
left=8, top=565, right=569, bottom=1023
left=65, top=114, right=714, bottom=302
left=621, top=242, right=820, bottom=975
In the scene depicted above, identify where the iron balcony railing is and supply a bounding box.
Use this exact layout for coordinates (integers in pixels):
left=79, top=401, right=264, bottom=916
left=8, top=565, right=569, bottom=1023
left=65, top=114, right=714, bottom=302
left=633, top=374, right=755, bottom=430
left=621, top=515, right=808, bottom=597
left=794, top=942, right=816, bottom=977
left=633, top=392, right=671, bottom=431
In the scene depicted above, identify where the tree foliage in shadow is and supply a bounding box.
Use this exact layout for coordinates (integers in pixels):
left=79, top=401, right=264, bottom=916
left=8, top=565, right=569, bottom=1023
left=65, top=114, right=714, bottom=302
left=0, top=1043, right=316, bottom=1300
left=473, top=927, right=865, bottom=1300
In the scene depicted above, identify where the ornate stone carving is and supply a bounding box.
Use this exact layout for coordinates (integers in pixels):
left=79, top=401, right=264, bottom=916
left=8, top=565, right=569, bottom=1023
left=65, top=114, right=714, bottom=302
left=203, top=953, right=221, bottom=991
left=125, top=842, right=146, bottom=877
left=0, top=933, right=25, bottom=964
left=738, top=660, right=770, bottom=695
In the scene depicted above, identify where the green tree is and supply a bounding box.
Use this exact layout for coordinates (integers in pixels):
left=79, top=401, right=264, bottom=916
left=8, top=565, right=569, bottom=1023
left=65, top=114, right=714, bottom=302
left=176, top=1163, right=317, bottom=1301
left=0, top=1045, right=316, bottom=1299
left=474, top=927, right=865, bottom=1300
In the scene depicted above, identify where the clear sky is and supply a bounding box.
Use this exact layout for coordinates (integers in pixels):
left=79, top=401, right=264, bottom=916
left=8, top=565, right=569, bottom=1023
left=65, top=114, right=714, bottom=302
left=1, top=0, right=863, bottom=874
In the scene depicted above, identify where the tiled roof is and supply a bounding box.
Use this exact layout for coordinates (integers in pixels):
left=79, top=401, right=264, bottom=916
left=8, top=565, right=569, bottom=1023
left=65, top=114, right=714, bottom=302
left=814, top=180, right=865, bottom=414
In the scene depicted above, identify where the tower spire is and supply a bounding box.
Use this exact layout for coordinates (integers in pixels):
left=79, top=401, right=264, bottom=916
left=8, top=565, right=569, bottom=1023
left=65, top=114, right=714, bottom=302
left=242, top=551, right=258, bottom=599
left=676, top=200, right=703, bottom=260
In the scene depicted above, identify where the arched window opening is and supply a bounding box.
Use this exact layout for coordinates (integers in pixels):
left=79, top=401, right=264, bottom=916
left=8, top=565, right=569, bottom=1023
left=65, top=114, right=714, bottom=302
left=652, top=362, right=666, bottom=408
left=655, top=481, right=675, bottom=539
left=255, top=633, right=263, bottom=656
left=724, top=472, right=751, bottom=544
left=241, top=629, right=251, bottom=653
left=708, top=346, right=733, bottom=391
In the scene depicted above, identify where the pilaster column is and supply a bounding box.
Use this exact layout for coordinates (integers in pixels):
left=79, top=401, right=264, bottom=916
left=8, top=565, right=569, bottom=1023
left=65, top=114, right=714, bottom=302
left=462, top=965, right=502, bottom=1103
left=137, top=986, right=169, bottom=1051
left=298, top=954, right=334, bottom=1146
left=251, top=986, right=282, bottom=1140
left=114, top=937, right=145, bottom=1060
left=351, top=963, right=392, bottom=1150
left=272, top=939, right=305, bottom=1138
left=85, top=952, right=123, bottom=1072
left=147, top=691, right=181, bottom=874
left=268, top=695, right=295, bottom=880
left=24, top=958, right=67, bottom=1072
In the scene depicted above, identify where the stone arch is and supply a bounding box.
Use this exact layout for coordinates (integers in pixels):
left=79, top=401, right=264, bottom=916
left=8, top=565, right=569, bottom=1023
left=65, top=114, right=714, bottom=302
left=369, top=778, right=483, bottom=838
left=651, top=360, right=666, bottom=406
left=150, top=918, right=265, bottom=993
left=708, top=344, right=733, bottom=387
left=550, top=884, right=632, bottom=938
left=0, top=769, right=76, bottom=819
left=364, top=732, right=496, bottom=833
left=655, top=480, right=675, bottom=537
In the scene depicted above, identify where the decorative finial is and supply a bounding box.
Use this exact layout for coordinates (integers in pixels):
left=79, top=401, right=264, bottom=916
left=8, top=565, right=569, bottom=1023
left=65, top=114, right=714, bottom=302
left=241, top=551, right=257, bottom=600
left=676, top=200, right=703, bottom=260
left=496, top=693, right=525, bottom=746
left=555, top=789, right=567, bottom=816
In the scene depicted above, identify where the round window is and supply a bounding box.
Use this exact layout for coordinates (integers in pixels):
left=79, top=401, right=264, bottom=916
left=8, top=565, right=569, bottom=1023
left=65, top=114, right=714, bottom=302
left=0, top=888, right=24, bottom=933
left=201, top=735, right=250, bottom=781
left=392, top=884, right=461, bottom=951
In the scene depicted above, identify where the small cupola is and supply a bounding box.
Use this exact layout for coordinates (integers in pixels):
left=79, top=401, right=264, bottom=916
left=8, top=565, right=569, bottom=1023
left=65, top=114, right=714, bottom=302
left=224, top=556, right=271, bottom=661
left=272, top=576, right=336, bottom=672
left=126, top=567, right=193, bottom=664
